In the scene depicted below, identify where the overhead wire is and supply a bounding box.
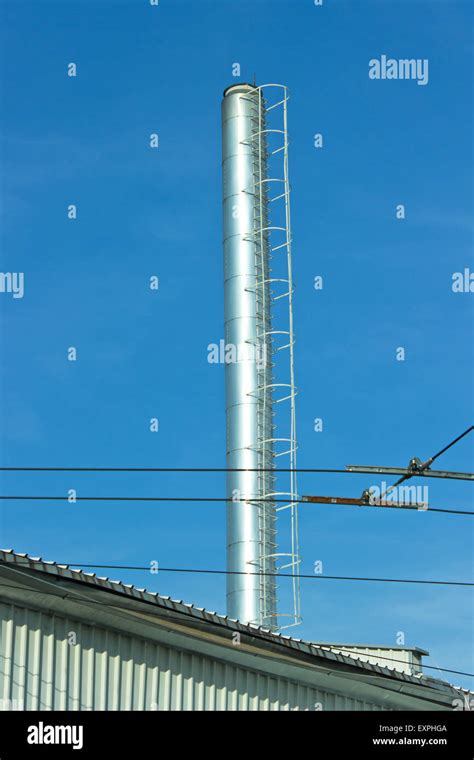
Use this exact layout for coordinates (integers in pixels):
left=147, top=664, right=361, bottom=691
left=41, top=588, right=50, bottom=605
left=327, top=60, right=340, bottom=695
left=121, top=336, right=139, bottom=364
left=380, top=425, right=473, bottom=502
left=1, top=559, right=471, bottom=587
left=0, top=494, right=471, bottom=515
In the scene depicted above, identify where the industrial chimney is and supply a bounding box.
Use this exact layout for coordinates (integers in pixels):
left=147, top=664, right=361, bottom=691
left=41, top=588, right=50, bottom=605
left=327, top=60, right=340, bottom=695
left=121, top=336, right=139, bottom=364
left=221, top=83, right=301, bottom=631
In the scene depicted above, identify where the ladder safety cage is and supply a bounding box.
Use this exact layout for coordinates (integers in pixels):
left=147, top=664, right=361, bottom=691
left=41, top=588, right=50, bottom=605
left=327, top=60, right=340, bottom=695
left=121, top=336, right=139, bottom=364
left=244, top=84, right=301, bottom=630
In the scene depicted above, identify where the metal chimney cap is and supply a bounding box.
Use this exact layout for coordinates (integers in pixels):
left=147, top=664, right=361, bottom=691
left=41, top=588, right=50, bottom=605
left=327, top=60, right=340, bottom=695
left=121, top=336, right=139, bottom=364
left=223, top=83, right=256, bottom=98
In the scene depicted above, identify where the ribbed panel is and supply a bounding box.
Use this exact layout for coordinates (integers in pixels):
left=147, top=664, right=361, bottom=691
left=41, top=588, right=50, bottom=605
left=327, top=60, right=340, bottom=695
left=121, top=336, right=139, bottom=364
left=0, top=603, right=387, bottom=711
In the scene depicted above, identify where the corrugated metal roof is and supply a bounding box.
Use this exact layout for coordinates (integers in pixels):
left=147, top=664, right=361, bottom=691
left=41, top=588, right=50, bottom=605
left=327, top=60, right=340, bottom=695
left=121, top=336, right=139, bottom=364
left=0, top=548, right=471, bottom=699
left=315, top=642, right=429, bottom=655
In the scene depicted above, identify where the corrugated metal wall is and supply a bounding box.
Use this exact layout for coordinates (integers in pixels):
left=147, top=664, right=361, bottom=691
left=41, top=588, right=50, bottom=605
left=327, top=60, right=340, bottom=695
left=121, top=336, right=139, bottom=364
left=0, top=602, right=385, bottom=711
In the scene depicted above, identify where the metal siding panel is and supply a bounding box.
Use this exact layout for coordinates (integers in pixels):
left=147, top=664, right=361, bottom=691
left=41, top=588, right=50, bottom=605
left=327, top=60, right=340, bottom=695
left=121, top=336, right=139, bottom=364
left=247, top=669, right=258, bottom=710
left=40, top=613, right=54, bottom=710
left=313, top=687, right=323, bottom=712
left=53, top=615, right=68, bottom=710
left=259, top=674, right=270, bottom=711
left=287, top=680, right=298, bottom=710
left=170, top=649, right=183, bottom=710
left=94, top=634, right=108, bottom=711
left=106, top=629, right=118, bottom=710
left=122, top=635, right=135, bottom=710
left=268, top=676, right=279, bottom=711
left=26, top=622, right=41, bottom=709
left=309, top=686, right=317, bottom=711
left=193, top=654, right=205, bottom=711
left=81, top=625, right=94, bottom=710
left=68, top=622, right=81, bottom=711
left=294, top=682, right=303, bottom=710
left=225, top=663, right=238, bottom=710
left=0, top=602, right=411, bottom=711
left=157, top=643, right=171, bottom=710
left=181, top=652, right=193, bottom=711
left=0, top=608, right=14, bottom=703
left=237, top=668, right=249, bottom=710
left=146, top=653, right=159, bottom=711
left=299, top=684, right=307, bottom=711
left=12, top=606, right=27, bottom=704
left=279, top=677, right=290, bottom=710
left=215, top=661, right=227, bottom=710
left=259, top=671, right=268, bottom=710
left=132, top=638, right=147, bottom=710
left=205, top=659, right=216, bottom=710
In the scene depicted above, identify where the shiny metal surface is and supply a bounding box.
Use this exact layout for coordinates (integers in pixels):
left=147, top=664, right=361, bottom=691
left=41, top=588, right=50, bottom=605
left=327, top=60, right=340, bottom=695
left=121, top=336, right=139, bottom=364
left=222, top=84, right=272, bottom=626
left=222, top=84, right=303, bottom=630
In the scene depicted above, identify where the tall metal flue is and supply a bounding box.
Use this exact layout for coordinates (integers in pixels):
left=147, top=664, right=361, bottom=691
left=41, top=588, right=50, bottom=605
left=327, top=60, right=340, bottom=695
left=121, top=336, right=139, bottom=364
left=222, top=83, right=300, bottom=631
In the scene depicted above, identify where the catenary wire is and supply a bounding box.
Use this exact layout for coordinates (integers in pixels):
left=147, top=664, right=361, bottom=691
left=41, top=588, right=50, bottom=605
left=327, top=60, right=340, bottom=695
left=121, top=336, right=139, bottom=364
left=0, top=494, right=471, bottom=515
left=3, top=560, right=471, bottom=587
left=0, top=465, right=472, bottom=480
left=380, top=425, right=474, bottom=500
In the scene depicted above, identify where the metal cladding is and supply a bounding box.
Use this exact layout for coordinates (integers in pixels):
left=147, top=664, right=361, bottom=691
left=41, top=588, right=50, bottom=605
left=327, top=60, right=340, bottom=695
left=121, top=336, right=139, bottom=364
left=222, top=84, right=271, bottom=626
left=0, top=551, right=466, bottom=711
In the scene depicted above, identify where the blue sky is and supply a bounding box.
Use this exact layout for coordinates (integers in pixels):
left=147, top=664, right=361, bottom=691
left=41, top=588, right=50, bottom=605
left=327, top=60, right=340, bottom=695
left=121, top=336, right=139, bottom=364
left=0, top=0, right=473, bottom=689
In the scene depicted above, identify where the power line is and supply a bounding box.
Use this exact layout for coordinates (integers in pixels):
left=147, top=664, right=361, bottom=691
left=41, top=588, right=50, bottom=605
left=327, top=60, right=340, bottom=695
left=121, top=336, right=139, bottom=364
left=61, top=565, right=474, bottom=587
left=0, top=465, right=472, bottom=480
left=0, top=577, right=471, bottom=679
left=0, top=466, right=356, bottom=473
left=0, top=494, right=472, bottom=515
left=5, top=560, right=471, bottom=587
left=431, top=426, right=474, bottom=463
left=379, top=426, right=474, bottom=501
